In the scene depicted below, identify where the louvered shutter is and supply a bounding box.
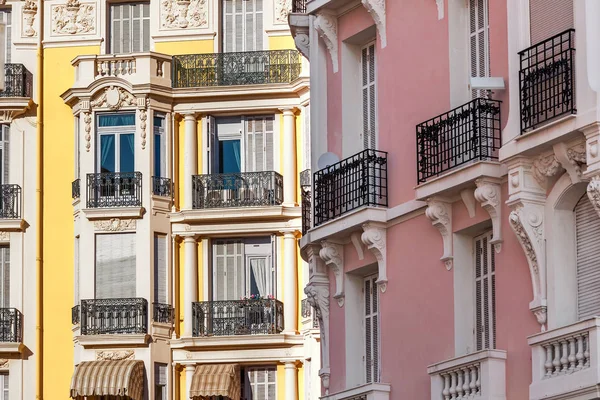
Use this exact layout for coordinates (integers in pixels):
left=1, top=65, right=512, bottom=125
left=0, top=374, right=7, bottom=400
left=475, top=232, right=496, bottom=350
left=575, top=195, right=600, bottom=320
left=1, top=11, right=10, bottom=63
left=95, top=234, right=136, bottom=299
left=246, top=116, right=274, bottom=172
left=469, top=0, right=490, bottom=99
left=1, top=125, right=8, bottom=185
left=222, top=0, right=263, bottom=52
left=110, top=3, right=150, bottom=54
left=0, top=247, right=8, bottom=308
left=74, top=237, right=80, bottom=305
left=362, top=44, right=376, bottom=150
left=213, top=239, right=245, bottom=300
left=155, top=363, right=167, bottom=400
left=529, top=0, right=573, bottom=45
left=154, top=235, right=167, bottom=304
left=364, top=274, right=379, bottom=383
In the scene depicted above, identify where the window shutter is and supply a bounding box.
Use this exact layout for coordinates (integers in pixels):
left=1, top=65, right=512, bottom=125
left=122, top=5, right=130, bottom=53
left=575, top=195, right=600, bottom=320
left=245, top=116, right=273, bottom=172
left=469, top=0, right=490, bottom=99
left=95, top=233, right=136, bottom=299
left=213, top=239, right=245, bottom=300
left=245, top=0, right=254, bottom=51
left=1, top=11, right=11, bottom=63
left=364, top=274, right=379, bottom=383
left=0, top=374, right=7, bottom=400
left=223, top=0, right=234, bottom=52
left=110, top=3, right=149, bottom=54
left=2, top=125, right=8, bottom=185
left=255, top=0, right=264, bottom=51
left=529, top=0, right=573, bottom=45
left=222, top=0, right=263, bottom=52
left=111, top=5, right=121, bottom=54
left=362, top=44, right=376, bottom=150
left=0, top=247, right=9, bottom=308
left=247, top=367, right=276, bottom=400
left=155, top=363, right=167, bottom=400
left=154, top=235, right=167, bottom=304
left=235, top=0, right=243, bottom=52
left=74, top=237, right=79, bottom=305
left=475, top=232, right=496, bottom=351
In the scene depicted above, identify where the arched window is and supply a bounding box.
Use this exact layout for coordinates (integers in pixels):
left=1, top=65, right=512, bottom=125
left=574, top=194, right=600, bottom=320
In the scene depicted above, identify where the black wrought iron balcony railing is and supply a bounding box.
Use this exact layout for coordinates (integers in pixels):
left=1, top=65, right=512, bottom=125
left=301, top=298, right=319, bottom=329
left=86, top=172, right=143, bottom=208
left=0, top=64, right=33, bottom=98
left=80, top=298, right=148, bottom=335
left=72, top=179, right=80, bottom=199
left=152, top=176, right=172, bottom=197
left=0, top=184, right=21, bottom=219
left=192, top=299, right=284, bottom=337
left=300, top=169, right=311, bottom=235
left=72, top=305, right=80, bottom=325
left=172, top=50, right=301, bottom=88
left=313, top=149, right=388, bottom=227
left=152, top=302, right=174, bottom=324
left=519, top=29, right=576, bottom=133
left=0, top=308, right=22, bottom=342
left=192, top=171, right=283, bottom=209
left=416, top=98, right=502, bottom=183
left=292, top=0, right=307, bottom=13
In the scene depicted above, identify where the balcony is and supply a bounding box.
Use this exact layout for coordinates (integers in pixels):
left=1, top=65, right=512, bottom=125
left=292, top=0, right=307, bottom=13
left=528, top=317, right=600, bottom=400
left=192, top=171, right=283, bottom=209
left=519, top=29, right=575, bottom=133
left=0, top=184, right=21, bottom=219
left=72, top=179, right=80, bottom=200
left=300, top=169, right=311, bottom=235
left=79, top=298, right=148, bottom=336
left=427, top=350, right=507, bottom=400
left=416, top=98, right=501, bottom=184
left=192, top=299, right=284, bottom=337
left=0, top=64, right=33, bottom=98
left=313, top=149, right=387, bottom=227
left=86, top=172, right=143, bottom=208
left=152, top=176, right=172, bottom=197
left=152, top=302, right=174, bottom=325
left=0, top=308, right=22, bottom=344
left=172, top=50, right=301, bottom=88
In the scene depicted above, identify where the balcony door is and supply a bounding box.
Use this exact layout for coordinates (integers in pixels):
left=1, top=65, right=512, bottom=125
left=97, top=113, right=135, bottom=173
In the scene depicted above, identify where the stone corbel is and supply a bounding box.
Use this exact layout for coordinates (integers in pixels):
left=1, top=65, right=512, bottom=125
left=532, top=153, right=563, bottom=187
left=361, top=222, right=387, bottom=292
left=304, top=279, right=330, bottom=394
left=314, top=11, right=339, bottom=73
left=474, top=178, right=502, bottom=253
left=361, top=0, right=386, bottom=48
left=293, top=26, right=310, bottom=60
left=137, top=97, right=149, bottom=150
left=319, top=241, right=344, bottom=307
left=460, top=189, right=476, bottom=218
left=553, top=141, right=586, bottom=183
left=425, top=198, right=453, bottom=270
left=582, top=122, right=600, bottom=176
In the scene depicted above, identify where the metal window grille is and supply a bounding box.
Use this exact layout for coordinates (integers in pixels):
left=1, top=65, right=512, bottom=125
left=301, top=298, right=318, bottom=329
left=152, top=303, right=174, bottom=324
left=0, top=64, right=32, bottom=98
left=300, top=169, right=311, bottom=234
left=0, top=184, right=21, bottom=219
left=313, top=149, right=388, bottom=227
left=519, top=29, right=575, bottom=133
left=0, top=308, right=22, bottom=342
left=475, top=232, right=496, bottom=350
left=152, top=176, right=172, bottom=197
left=79, top=298, right=148, bottom=335
left=416, top=98, right=501, bottom=183
left=86, top=172, right=143, bottom=208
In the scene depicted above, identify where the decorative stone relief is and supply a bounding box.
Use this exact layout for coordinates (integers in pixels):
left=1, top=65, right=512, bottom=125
left=0, top=232, right=9, bottom=242
left=139, top=108, right=148, bottom=150
left=554, top=141, right=586, bottom=183
left=160, top=0, right=208, bottom=30
left=83, top=111, right=92, bottom=152
left=93, top=218, right=137, bottom=231
left=0, top=359, right=8, bottom=369
left=361, top=0, right=386, bottom=48
left=314, top=12, right=338, bottom=73
left=319, top=241, right=344, bottom=307
left=91, top=86, right=136, bottom=111
left=587, top=176, right=600, bottom=219
left=435, top=0, right=444, bottom=20
left=293, top=27, right=310, bottom=60
left=425, top=198, right=453, bottom=270
left=22, top=0, right=38, bottom=37
left=474, top=179, right=503, bottom=252
left=361, top=223, right=387, bottom=292
left=274, top=0, right=292, bottom=24
left=532, top=153, right=562, bottom=187
left=52, top=0, right=96, bottom=36
left=96, top=350, right=135, bottom=361
left=305, top=281, right=330, bottom=394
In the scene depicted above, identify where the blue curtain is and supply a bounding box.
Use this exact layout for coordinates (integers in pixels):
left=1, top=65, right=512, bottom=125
left=120, top=134, right=135, bottom=172
left=100, top=135, right=115, bottom=173
left=232, top=140, right=241, bottom=172
left=99, top=114, right=136, bottom=127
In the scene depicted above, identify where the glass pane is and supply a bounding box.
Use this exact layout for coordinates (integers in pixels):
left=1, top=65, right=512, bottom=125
left=219, top=140, right=241, bottom=173
left=154, top=134, right=161, bottom=176
left=100, top=135, right=115, bottom=173
left=98, top=113, right=135, bottom=127
left=120, top=134, right=135, bottom=172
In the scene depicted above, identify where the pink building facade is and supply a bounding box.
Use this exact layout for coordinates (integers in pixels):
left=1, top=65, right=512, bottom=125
left=290, top=0, right=600, bottom=399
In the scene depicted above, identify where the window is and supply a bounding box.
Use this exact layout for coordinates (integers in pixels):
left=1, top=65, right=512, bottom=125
left=155, top=363, right=167, bottom=400
left=303, top=105, right=311, bottom=171
left=154, top=234, right=167, bottom=304
left=575, top=194, right=600, bottom=320
left=361, top=43, right=376, bottom=150
left=245, top=116, right=274, bottom=172
left=222, top=0, right=264, bottom=52
left=109, top=3, right=150, bottom=54
left=364, top=274, right=379, bottom=383
left=97, top=113, right=135, bottom=173
left=95, top=233, right=136, bottom=299
left=0, top=125, right=8, bottom=185
left=469, top=0, right=490, bottom=99
left=75, top=117, right=80, bottom=178
left=154, top=115, right=166, bottom=178
left=212, top=237, right=275, bottom=300
left=0, top=246, right=8, bottom=308
left=0, top=374, right=7, bottom=400
left=244, top=367, right=276, bottom=400
left=0, top=10, right=11, bottom=63
left=74, top=237, right=79, bottom=305
left=474, top=232, right=496, bottom=350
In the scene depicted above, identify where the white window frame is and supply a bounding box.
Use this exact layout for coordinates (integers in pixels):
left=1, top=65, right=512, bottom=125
left=96, top=112, right=136, bottom=173
left=109, top=2, right=150, bottom=54
left=364, top=274, right=379, bottom=384
left=153, top=114, right=166, bottom=178
left=154, top=363, right=167, bottom=400
left=245, top=366, right=277, bottom=400
left=474, top=231, right=496, bottom=351
left=469, top=0, right=490, bottom=99
left=0, top=10, right=11, bottom=64
left=0, top=125, right=8, bottom=185
left=361, top=42, right=377, bottom=150
left=0, top=246, right=8, bottom=309
left=0, top=373, right=8, bottom=400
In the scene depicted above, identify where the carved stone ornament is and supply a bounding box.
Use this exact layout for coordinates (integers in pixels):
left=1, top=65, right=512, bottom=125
left=0, top=232, right=9, bottom=242
left=361, top=223, right=387, bottom=292
left=554, top=141, right=586, bottom=183
left=83, top=111, right=92, bottom=152
left=587, top=175, right=600, bottom=219
left=474, top=179, right=502, bottom=252
left=361, top=0, right=386, bottom=48
left=435, top=0, right=444, bottom=19
left=93, top=218, right=137, bottom=231
left=91, top=86, right=137, bottom=111
left=319, top=241, right=344, bottom=307
left=305, top=281, right=330, bottom=394
left=425, top=198, right=453, bottom=270
left=313, top=12, right=338, bottom=73
left=96, top=350, right=135, bottom=361
left=139, top=108, right=148, bottom=150
left=293, top=27, right=310, bottom=60
left=52, top=0, right=96, bottom=36
left=532, top=153, right=563, bottom=187
left=274, top=0, right=292, bottom=24
left=22, top=0, right=38, bottom=37
left=160, top=0, right=208, bottom=29
left=0, top=359, right=8, bottom=369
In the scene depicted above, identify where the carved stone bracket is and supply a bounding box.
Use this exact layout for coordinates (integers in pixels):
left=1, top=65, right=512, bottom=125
left=160, top=0, right=208, bottom=29
left=292, top=26, right=310, bottom=60
left=96, top=350, right=135, bottom=361
left=474, top=178, right=502, bottom=253
left=0, top=359, right=8, bottom=369
left=51, top=0, right=96, bottom=36
left=0, top=232, right=9, bottom=242
left=460, top=188, right=476, bottom=218
left=93, top=218, right=136, bottom=231
left=425, top=198, right=453, bottom=270
left=361, top=222, right=387, bottom=292
left=139, top=108, right=148, bottom=150
left=554, top=141, right=586, bottom=183
left=314, top=12, right=338, bottom=73
left=361, top=0, right=386, bottom=48
left=532, top=153, right=563, bottom=187
left=305, top=280, right=330, bottom=395
left=319, top=241, right=344, bottom=307
left=22, top=0, right=38, bottom=37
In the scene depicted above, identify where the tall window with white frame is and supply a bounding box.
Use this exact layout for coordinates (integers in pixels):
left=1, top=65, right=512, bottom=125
left=154, top=234, right=167, bottom=306
left=0, top=9, right=11, bottom=63
left=222, top=0, right=264, bottom=52
left=0, top=125, right=8, bottom=185
left=361, top=43, right=376, bottom=150
left=97, top=113, right=135, bottom=174
left=0, top=373, right=7, bottom=400
left=574, top=194, right=600, bottom=320
left=109, top=2, right=150, bottom=54
left=154, top=115, right=166, bottom=179
left=155, top=363, right=167, bottom=400
left=364, top=274, right=379, bottom=383
left=469, top=0, right=490, bottom=99
left=244, top=367, right=277, bottom=399
left=0, top=245, right=8, bottom=309
left=474, top=232, right=496, bottom=350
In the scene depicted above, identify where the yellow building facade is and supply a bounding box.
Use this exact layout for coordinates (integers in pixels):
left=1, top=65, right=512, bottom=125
left=0, top=0, right=317, bottom=399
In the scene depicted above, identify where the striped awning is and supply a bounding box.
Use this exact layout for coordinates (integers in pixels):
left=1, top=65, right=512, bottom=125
left=70, top=359, right=144, bottom=400
left=190, top=364, right=241, bottom=400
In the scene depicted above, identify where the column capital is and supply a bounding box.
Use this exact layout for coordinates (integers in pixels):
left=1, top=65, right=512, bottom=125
left=282, top=360, right=302, bottom=368
left=279, top=107, right=298, bottom=116
left=280, top=229, right=300, bottom=238
left=180, top=233, right=200, bottom=242
left=182, top=112, right=200, bottom=121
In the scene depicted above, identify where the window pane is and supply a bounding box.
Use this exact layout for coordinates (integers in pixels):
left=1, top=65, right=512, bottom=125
left=99, top=114, right=135, bottom=127
left=100, top=135, right=115, bottom=173
left=120, top=134, right=135, bottom=173
left=154, top=134, right=161, bottom=177
left=219, top=140, right=241, bottom=173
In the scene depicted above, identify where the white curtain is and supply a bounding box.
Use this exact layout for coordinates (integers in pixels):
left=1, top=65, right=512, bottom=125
left=250, top=258, right=268, bottom=296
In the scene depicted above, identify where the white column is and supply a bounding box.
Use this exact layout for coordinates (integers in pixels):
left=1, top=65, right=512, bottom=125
left=283, top=231, right=298, bottom=332
left=185, top=365, right=195, bottom=400
left=281, top=108, right=297, bottom=206
left=284, top=362, right=299, bottom=400
left=183, top=113, right=198, bottom=210
left=183, top=235, right=198, bottom=337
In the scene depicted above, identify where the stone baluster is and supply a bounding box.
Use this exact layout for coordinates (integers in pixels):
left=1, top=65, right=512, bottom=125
left=461, top=368, right=469, bottom=397
left=584, top=334, right=590, bottom=368
left=469, top=366, right=477, bottom=395
left=560, top=340, right=569, bottom=374
left=442, top=374, right=450, bottom=400
left=568, top=337, right=577, bottom=373
left=456, top=369, right=464, bottom=399
left=475, top=367, right=481, bottom=395
left=552, top=342, right=561, bottom=375
left=576, top=335, right=584, bottom=370
left=449, top=372, right=457, bottom=400
left=543, top=344, right=553, bottom=378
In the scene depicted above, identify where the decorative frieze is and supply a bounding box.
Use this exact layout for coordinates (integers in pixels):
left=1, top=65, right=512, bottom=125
left=160, top=0, right=208, bottom=30
left=425, top=198, right=453, bottom=270
left=91, top=86, right=136, bottom=111
left=320, top=241, right=344, bottom=307
left=314, top=12, right=338, bottom=73
left=22, top=0, right=38, bottom=37
left=51, top=0, right=96, bottom=36
left=361, top=223, right=387, bottom=292
left=361, top=0, right=386, bottom=47
left=474, top=179, right=503, bottom=252
left=93, top=218, right=137, bottom=232
left=274, top=0, right=292, bottom=24
left=96, top=350, right=135, bottom=361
